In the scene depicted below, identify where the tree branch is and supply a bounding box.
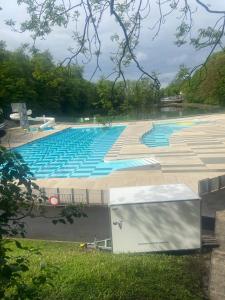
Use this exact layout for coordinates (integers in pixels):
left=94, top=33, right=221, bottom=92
left=196, top=0, right=225, bottom=14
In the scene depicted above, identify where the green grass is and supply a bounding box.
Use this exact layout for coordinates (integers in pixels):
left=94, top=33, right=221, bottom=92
left=8, top=239, right=206, bottom=300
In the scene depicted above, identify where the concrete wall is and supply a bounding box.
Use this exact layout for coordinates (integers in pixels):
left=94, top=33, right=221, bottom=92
left=210, top=211, right=225, bottom=300
left=23, top=206, right=110, bottom=242
left=20, top=187, right=225, bottom=243
left=201, top=188, right=225, bottom=218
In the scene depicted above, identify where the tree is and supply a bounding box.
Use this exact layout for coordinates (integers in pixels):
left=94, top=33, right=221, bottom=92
left=95, top=79, right=116, bottom=116
left=163, top=65, right=189, bottom=97
left=0, top=46, right=37, bottom=113
left=0, top=146, right=86, bottom=298
left=125, top=78, right=159, bottom=113
left=0, top=43, right=99, bottom=117
left=5, top=1, right=225, bottom=88
left=182, top=51, right=225, bottom=105
left=163, top=51, right=225, bottom=106
left=31, top=51, right=63, bottom=114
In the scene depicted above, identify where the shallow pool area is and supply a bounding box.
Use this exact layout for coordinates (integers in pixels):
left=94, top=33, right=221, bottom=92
left=142, top=121, right=194, bottom=147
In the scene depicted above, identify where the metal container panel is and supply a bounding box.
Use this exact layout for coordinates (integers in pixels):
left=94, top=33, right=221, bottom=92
left=109, top=184, right=199, bottom=206
left=110, top=200, right=201, bottom=253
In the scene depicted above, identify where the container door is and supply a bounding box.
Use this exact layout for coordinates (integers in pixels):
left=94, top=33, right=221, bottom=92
left=110, top=201, right=200, bottom=253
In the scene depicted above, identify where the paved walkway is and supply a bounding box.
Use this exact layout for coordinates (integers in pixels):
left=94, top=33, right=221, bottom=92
left=1, top=123, right=71, bottom=148
left=2, top=114, right=225, bottom=192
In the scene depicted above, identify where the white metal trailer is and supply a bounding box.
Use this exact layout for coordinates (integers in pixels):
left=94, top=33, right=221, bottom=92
left=109, top=184, right=201, bottom=253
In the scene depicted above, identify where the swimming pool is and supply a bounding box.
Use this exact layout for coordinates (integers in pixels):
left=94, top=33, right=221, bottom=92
left=142, top=121, right=194, bottom=147
left=15, top=125, right=159, bottom=178
left=14, top=126, right=127, bottom=178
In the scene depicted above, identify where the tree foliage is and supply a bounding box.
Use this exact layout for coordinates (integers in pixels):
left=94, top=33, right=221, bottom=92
left=163, top=51, right=225, bottom=106
left=0, top=43, right=94, bottom=116
left=162, top=65, right=189, bottom=97
left=183, top=51, right=225, bottom=105
left=0, top=42, right=159, bottom=118
left=0, top=146, right=87, bottom=298
left=5, top=0, right=225, bottom=88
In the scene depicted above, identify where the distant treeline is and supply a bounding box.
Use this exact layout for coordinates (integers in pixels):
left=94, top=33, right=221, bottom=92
left=0, top=41, right=159, bottom=118
left=162, top=51, right=225, bottom=106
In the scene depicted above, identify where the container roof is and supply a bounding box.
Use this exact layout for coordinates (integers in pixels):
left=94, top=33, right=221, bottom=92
left=109, top=184, right=199, bottom=206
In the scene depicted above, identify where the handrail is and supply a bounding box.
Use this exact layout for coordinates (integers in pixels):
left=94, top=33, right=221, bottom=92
left=0, top=121, right=7, bottom=129
left=199, top=174, right=225, bottom=196
left=39, top=187, right=108, bottom=206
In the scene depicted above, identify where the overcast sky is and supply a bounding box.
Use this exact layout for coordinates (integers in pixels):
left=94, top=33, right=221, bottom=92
left=0, top=0, right=222, bottom=86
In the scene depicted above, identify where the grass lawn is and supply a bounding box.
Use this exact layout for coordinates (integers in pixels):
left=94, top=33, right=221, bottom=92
left=7, top=239, right=206, bottom=300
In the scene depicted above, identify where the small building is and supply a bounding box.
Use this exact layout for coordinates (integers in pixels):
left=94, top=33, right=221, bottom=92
left=109, top=184, right=201, bottom=253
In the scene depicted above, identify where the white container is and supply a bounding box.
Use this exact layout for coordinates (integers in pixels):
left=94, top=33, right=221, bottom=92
left=109, top=184, right=201, bottom=253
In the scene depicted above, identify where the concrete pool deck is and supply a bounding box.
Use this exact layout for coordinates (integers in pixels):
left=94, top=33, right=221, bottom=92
left=2, top=113, right=225, bottom=193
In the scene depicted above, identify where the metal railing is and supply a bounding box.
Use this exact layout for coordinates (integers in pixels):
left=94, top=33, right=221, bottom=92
left=40, top=187, right=108, bottom=206
left=199, top=175, right=225, bottom=196
left=34, top=175, right=225, bottom=205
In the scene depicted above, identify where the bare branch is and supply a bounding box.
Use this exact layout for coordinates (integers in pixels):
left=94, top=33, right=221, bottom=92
left=110, top=2, right=160, bottom=88
left=6, top=0, right=225, bottom=88
left=196, top=0, right=225, bottom=14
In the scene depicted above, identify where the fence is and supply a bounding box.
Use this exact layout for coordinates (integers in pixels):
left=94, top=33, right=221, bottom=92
left=36, top=175, right=225, bottom=205
left=40, top=187, right=109, bottom=206
left=199, top=175, right=225, bottom=196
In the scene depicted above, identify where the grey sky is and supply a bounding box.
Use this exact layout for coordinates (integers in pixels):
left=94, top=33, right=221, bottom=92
left=0, top=0, right=222, bottom=86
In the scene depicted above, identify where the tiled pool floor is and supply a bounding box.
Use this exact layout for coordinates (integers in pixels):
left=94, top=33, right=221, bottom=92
left=14, top=126, right=159, bottom=178
left=15, top=126, right=125, bottom=178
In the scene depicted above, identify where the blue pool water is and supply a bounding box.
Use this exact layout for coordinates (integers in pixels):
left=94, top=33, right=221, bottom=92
left=15, top=126, right=126, bottom=178
left=14, top=126, right=157, bottom=179
left=142, top=122, right=191, bottom=147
